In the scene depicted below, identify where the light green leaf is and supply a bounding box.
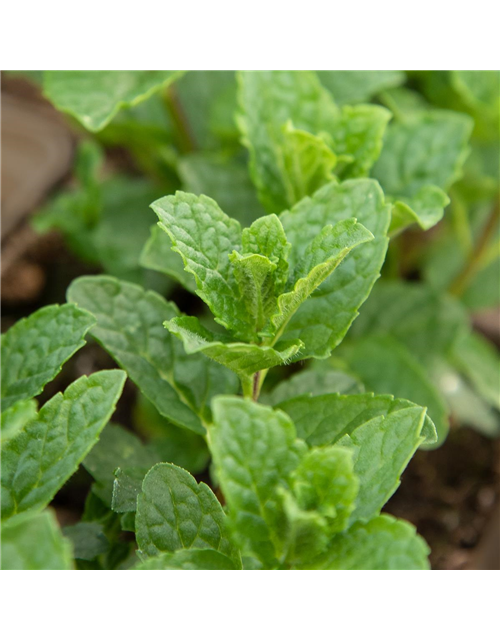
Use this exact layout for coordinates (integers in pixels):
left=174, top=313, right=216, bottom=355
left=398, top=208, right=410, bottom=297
left=132, top=548, right=238, bottom=570
left=270, top=219, right=373, bottom=341
left=63, top=522, right=110, bottom=560
left=278, top=390, right=436, bottom=447
left=242, top=214, right=290, bottom=292
left=337, top=336, right=447, bottom=444
left=277, top=121, right=338, bottom=204
left=67, top=276, right=237, bottom=433
left=263, top=369, right=364, bottom=406
left=151, top=191, right=251, bottom=338
left=136, top=463, right=238, bottom=563
left=318, top=71, right=405, bottom=106
left=1, top=370, right=126, bottom=520
left=238, top=71, right=391, bottom=212
left=165, top=316, right=302, bottom=380
left=83, top=423, right=159, bottom=506
left=291, top=446, right=358, bottom=534
left=1, top=510, right=73, bottom=570
left=329, top=104, right=392, bottom=179
left=178, top=153, right=266, bottom=227
left=237, top=70, right=339, bottom=213
left=1, top=399, right=37, bottom=443
left=278, top=180, right=390, bottom=358
left=230, top=253, right=277, bottom=332
left=302, top=514, right=430, bottom=570
left=1, top=304, right=95, bottom=411
left=452, top=331, right=500, bottom=410
left=372, top=110, right=473, bottom=231
left=337, top=406, right=427, bottom=522
left=44, top=71, right=183, bottom=131
left=140, top=225, right=197, bottom=293
left=209, top=397, right=306, bottom=566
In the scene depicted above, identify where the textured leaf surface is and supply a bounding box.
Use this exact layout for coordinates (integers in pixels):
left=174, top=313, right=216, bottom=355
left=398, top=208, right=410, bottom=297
left=151, top=192, right=251, bottom=338
left=1, top=304, right=95, bottom=411
left=1, top=510, right=73, bottom=570
left=44, top=70, right=182, bottom=131
left=133, top=548, right=238, bottom=570
left=136, top=463, right=237, bottom=562
left=68, top=276, right=237, bottom=433
left=338, top=336, right=447, bottom=444
left=0, top=399, right=37, bottom=443
left=238, top=71, right=390, bottom=212
left=278, top=180, right=390, bottom=358
left=165, top=316, right=302, bottom=379
left=209, top=397, right=305, bottom=566
left=372, top=110, right=473, bottom=231
left=242, top=214, right=290, bottom=292
left=1, top=370, right=126, bottom=519
left=178, top=153, right=266, bottom=227
left=318, top=71, right=405, bottom=105
left=270, top=219, right=373, bottom=340
left=337, top=406, right=427, bottom=522
left=278, top=391, right=436, bottom=447
left=303, top=514, right=430, bottom=570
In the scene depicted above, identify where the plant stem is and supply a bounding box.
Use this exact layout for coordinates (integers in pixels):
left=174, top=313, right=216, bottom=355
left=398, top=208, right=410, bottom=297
left=449, top=197, right=499, bottom=297
left=163, top=85, right=196, bottom=154
left=252, top=371, right=261, bottom=401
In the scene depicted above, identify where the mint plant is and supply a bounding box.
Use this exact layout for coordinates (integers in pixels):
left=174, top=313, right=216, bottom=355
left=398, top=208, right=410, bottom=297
left=2, top=70, right=498, bottom=570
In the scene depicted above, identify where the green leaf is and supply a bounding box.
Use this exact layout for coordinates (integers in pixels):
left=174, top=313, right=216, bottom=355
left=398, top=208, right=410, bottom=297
left=291, top=446, right=358, bottom=534
left=1, top=370, right=126, bottom=519
left=277, top=121, right=338, bottom=204
left=241, top=214, right=290, bottom=292
left=337, top=406, right=427, bottom=522
left=278, top=180, right=390, bottom=359
left=237, top=70, right=339, bottom=213
left=278, top=390, right=436, bottom=447
left=135, top=463, right=238, bottom=563
left=1, top=510, right=73, bottom=570
left=112, top=467, right=151, bottom=514
left=230, top=253, right=277, bottom=332
left=1, top=399, right=37, bottom=443
left=83, top=423, right=159, bottom=506
left=1, top=304, right=95, bottom=411
left=349, top=280, right=468, bottom=367
left=302, top=514, right=430, bottom=570
left=329, top=104, right=392, bottom=179
left=263, top=369, right=364, bottom=406
left=209, top=397, right=306, bottom=566
left=451, top=331, right=500, bottom=410
left=337, top=336, right=447, bottom=444
left=270, top=219, right=373, bottom=341
left=63, top=522, right=110, bottom=560
left=67, top=276, right=237, bottom=433
left=237, top=71, right=391, bottom=212
left=165, top=316, right=302, bottom=382
left=133, top=394, right=209, bottom=475
left=151, top=191, right=251, bottom=338
left=132, top=548, right=238, bottom=570
left=178, top=153, right=266, bottom=227
left=140, top=225, right=197, bottom=293
left=318, top=71, right=405, bottom=105
left=44, top=70, right=183, bottom=131
left=372, top=110, right=473, bottom=232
